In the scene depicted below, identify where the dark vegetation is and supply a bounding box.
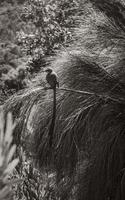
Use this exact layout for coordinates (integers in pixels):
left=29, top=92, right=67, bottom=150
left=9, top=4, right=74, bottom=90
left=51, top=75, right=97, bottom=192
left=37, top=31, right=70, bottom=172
left=0, top=0, right=125, bottom=199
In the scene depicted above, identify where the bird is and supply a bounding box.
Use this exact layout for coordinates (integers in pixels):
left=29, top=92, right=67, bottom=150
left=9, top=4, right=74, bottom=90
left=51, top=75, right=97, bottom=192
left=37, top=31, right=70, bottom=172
left=45, top=67, right=59, bottom=89
left=44, top=67, right=59, bottom=147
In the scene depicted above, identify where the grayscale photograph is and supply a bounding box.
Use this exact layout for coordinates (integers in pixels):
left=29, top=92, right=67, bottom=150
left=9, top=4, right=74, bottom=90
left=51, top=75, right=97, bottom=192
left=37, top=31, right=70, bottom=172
left=0, top=0, right=125, bottom=199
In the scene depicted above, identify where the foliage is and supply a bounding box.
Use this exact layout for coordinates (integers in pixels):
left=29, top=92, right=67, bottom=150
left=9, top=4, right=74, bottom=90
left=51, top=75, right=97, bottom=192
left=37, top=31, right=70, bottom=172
left=18, top=0, right=80, bottom=72
left=12, top=157, right=72, bottom=200
left=0, top=1, right=31, bottom=96
left=12, top=160, right=49, bottom=200
left=0, top=0, right=81, bottom=94
left=2, top=0, right=125, bottom=200
left=0, top=112, right=19, bottom=200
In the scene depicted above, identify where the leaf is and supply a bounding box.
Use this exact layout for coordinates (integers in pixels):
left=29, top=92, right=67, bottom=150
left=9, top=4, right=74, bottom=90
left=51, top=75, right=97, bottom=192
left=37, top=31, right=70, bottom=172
left=0, top=186, right=10, bottom=200
left=5, top=178, right=24, bottom=186
left=4, top=112, right=16, bottom=148
left=0, top=113, right=4, bottom=145
left=6, top=145, right=16, bottom=163
left=4, top=158, right=19, bottom=174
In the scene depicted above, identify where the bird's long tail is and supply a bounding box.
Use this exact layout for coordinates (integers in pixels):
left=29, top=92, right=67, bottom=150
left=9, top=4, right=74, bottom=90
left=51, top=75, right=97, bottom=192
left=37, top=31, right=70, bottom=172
left=48, top=88, right=56, bottom=147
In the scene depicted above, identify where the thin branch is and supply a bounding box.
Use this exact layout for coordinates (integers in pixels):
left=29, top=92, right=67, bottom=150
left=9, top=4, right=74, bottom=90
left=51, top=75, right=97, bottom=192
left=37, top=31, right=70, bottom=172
left=13, top=86, right=94, bottom=99
left=57, top=87, right=94, bottom=95
left=9, top=86, right=125, bottom=105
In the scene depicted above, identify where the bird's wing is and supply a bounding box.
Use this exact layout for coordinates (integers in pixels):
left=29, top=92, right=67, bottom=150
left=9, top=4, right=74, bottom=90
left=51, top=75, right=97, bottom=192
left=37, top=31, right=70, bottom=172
left=50, top=73, right=58, bottom=82
left=52, top=72, right=59, bottom=87
left=46, top=72, right=58, bottom=88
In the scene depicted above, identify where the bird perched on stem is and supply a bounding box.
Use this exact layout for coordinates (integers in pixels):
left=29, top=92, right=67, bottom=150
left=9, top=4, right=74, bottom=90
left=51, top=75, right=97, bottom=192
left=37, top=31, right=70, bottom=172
left=45, top=68, right=59, bottom=89
left=44, top=67, right=59, bottom=148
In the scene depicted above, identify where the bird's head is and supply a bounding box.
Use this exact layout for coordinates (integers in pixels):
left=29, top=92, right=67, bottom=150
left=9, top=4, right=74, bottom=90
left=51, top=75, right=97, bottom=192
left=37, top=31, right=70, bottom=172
left=45, top=67, right=53, bottom=74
